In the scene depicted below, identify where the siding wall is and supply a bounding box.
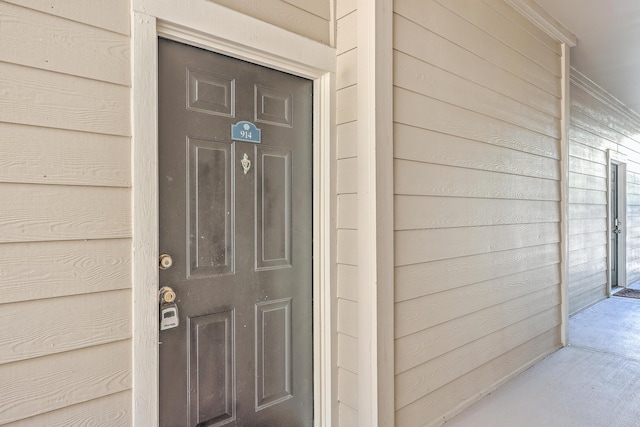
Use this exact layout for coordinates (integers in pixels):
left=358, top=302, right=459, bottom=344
left=392, top=1, right=563, bottom=424
left=0, top=1, right=132, bottom=424
left=335, top=0, right=359, bottom=425
left=207, top=0, right=331, bottom=45
left=568, top=69, right=640, bottom=314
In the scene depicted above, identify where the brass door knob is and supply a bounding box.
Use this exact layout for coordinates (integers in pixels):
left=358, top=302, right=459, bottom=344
left=159, top=254, right=173, bottom=270
left=159, top=286, right=176, bottom=304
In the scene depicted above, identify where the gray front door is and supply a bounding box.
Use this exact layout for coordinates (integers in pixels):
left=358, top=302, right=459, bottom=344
left=158, top=38, right=313, bottom=426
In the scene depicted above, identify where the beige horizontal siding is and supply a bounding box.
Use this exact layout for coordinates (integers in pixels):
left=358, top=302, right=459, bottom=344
left=395, top=88, right=559, bottom=159
left=395, top=125, right=560, bottom=181
left=396, top=223, right=560, bottom=267
left=0, top=239, right=131, bottom=305
left=0, top=2, right=130, bottom=85
left=337, top=299, right=358, bottom=338
left=208, top=0, right=331, bottom=44
left=337, top=158, right=358, bottom=194
left=337, top=194, right=358, bottom=229
left=395, top=196, right=560, bottom=230
left=7, top=391, right=131, bottom=427
left=568, top=231, right=608, bottom=251
left=393, top=1, right=562, bottom=424
left=396, top=276, right=560, bottom=341
left=394, top=50, right=559, bottom=138
left=4, top=0, right=131, bottom=35
left=395, top=305, right=560, bottom=409
left=338, top=333, right=359, bottom=375
left=396, top=243, right=560, bottom=303
left=0, top=341, right=131, bottom=425
left=336, top=0, right=356, bottom=19
left=568, top=245, right=607, bottom=268
left=337, top=48, right=357, bottom=90
left=0, top=184, right=130, bottom=243
left=396, top=329, right=559, bottom=426
left=396, top=265, right=560, bottom=372
left=0, top=1, right=132, bottom=424
left=394, top=14, right=559, bottom=119
left=336, top=9, right=356, bottom=54
left=0, top=290, right=131, bottom=364
left=569, top=171, right=607, bottom=192
left=336, top=4, right=359, bottom=423
left=569, top=272, right=607, bottom=314
left=337, top=264, right=358, bottom=301
left=395, top=159, right=560, bottom=200
left=0, top=62, right=130, bottom=136
left=394, top=0, right=560, bottom=96
left=436, top=0, right=560, bottom=76
left=568, top=257, right=607, bottom=287
left=338, top=402, right=358, bottom=426
left=338, top=368, right=359, bottom=409
left=0, top=123, right=130, bottom=188
left=337, top=229, right=358, bottom=266
left=337, top=85, right=357, bottom=125
left=480, top=0, right=560, bottom=55
left=337, top=120, right=357, bottom=159
left=567, top=71, right=640, bottom=314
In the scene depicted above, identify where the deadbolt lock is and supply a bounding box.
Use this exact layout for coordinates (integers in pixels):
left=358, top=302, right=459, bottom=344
left=159, top=286, right=176, bottom=304
left=159, top=254, right=173, bottom=270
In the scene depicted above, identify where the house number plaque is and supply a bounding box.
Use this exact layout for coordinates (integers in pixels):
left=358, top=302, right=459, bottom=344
left=231, top=121, right=261, bottom=143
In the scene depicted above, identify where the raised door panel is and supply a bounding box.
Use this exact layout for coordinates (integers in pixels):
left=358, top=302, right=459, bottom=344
left=187, top=138, right=234, bottom=278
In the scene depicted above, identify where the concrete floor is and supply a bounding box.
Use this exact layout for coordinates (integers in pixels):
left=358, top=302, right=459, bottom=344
left=444, top=295, right=640, bottom=427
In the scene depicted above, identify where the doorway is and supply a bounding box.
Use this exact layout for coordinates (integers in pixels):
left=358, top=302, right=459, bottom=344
left=157, top=38, right=313, bottom=426
left=609, top=156, right=627, bottom=294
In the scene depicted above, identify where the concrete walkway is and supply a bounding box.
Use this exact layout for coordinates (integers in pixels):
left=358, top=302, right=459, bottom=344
left=444, top=295, right=640, bottom=427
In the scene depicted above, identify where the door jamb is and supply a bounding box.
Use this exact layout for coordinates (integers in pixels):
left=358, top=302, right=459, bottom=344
left=607, top=150, right=627, bottom=296
left=132, top=6, right=337, bottom=426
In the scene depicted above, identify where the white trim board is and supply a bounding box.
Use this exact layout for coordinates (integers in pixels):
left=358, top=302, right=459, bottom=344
left=356, top=0, right=395, bottom=425
left=133, top=0, right=334, bottom=76
left=131, top=5, right=337, bottom=426
left=559, top=44, right=570, bottom=346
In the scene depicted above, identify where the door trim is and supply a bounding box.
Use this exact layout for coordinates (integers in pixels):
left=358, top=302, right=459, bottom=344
left=132, top=5, right=337, bottom=426
left=607, top=150, right=627, bottom=296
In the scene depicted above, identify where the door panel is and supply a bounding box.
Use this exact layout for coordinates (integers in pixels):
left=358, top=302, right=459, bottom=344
left=255, top=298, right=292, bottom=409
left=188, top=310, right=235, bottom=425
left=187, top=68, right=235, bottom=117
left=256, top=147, right=292, bottom=270
left=158, top=38, right=313, bottom=426
left=188, top=138, right=234, bottom=277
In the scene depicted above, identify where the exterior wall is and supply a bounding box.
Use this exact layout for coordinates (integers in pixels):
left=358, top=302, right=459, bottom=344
left=1, top=0, right=605, bottom=425
left=207, top=0, right=332, bottom=44
left=392, top=1, right=564, bottom=425
left=567, top=69, right=640, bottom=314
left=0, top=0, right=334, bottom=424
left=335, top=0, right=359, bottom=425
left=0, top=1, right=133, bottom=425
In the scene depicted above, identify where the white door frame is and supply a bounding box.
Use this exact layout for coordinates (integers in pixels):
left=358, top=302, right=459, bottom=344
left=131, top=3, right=337, bottom=425
left=607, top=150, right=627, bottom=295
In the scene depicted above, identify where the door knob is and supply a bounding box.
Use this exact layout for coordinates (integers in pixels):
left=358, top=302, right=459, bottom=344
left=159, top=286, right=176, bottom=304
left=159, top=254, right=173, bottom=270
